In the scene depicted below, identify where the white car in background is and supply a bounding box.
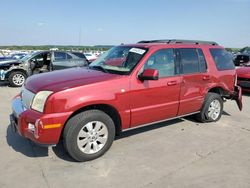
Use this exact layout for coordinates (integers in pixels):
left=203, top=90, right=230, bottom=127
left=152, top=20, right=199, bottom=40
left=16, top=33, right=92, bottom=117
left=84, top=53, right=98, bottom=62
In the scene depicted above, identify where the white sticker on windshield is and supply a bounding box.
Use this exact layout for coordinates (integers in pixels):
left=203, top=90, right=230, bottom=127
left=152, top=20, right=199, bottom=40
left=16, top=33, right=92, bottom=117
left=129, top=48, right=146, bottom=55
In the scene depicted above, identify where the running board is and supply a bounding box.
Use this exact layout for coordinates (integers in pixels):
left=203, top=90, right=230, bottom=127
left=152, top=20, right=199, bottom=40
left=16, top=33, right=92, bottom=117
left=122, top=111, right=200, bottom=132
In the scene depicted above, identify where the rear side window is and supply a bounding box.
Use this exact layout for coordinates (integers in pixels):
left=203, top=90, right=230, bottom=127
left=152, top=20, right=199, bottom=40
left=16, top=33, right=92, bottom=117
left=179, top=49, right=199, bottom=74
left=210, top=49, right=235, bottom=71
left=66, top=53, right=73, bottom=59
left=54, top=52, right=67, bottom=61
left=197, top=49, right=207, bottom=73
left=72, top=52, right=86, bottom=59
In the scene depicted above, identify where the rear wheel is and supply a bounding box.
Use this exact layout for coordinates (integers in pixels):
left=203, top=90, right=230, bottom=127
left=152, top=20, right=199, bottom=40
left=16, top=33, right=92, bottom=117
left=196, top=92, right=223, bottom=122
left=8, top=71, right=27, bottom=87
left=63, top=110, right=115, bottom=162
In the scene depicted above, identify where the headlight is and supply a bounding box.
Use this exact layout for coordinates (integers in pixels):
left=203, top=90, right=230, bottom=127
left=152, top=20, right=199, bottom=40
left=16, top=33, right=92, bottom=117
left=31, top=91, right=53, bottom=113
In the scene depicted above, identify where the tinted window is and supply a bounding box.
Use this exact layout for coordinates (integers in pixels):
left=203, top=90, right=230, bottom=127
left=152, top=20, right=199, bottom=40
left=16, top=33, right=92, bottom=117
left=144, top=49, right=175, bottom=78
left=31, top=53, right=44, bottom=62
left=54, top=52, right=67, bottom=61
left=72, top=52, right=86, bottom=59
left=210, top=49, right=235, bottom=70
left=66, top=53, right=73, bottom=59
left=197, top=49, right=207, bottom=72
left=179, top=49, right=199, bottom=74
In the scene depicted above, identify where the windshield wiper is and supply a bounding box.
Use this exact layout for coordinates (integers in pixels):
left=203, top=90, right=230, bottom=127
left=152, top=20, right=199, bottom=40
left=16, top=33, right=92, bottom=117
left=89, top=65, right=109, bottom=73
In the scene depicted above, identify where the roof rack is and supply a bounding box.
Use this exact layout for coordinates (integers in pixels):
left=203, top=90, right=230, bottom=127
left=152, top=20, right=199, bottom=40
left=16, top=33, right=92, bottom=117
left=137, top=39, right=218, bottom=45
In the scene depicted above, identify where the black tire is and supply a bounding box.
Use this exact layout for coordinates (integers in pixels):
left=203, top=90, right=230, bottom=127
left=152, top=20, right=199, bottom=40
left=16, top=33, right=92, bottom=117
left=63, top=110, right=115, bottom=162
left=196, top=92, right=223, bottom=123
left=8, top=71, right=27, bottom=87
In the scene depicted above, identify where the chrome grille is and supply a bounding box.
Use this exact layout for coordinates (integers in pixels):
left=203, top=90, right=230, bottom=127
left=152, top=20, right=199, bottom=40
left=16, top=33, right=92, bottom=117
left=21, top=88, right=35, bottom=109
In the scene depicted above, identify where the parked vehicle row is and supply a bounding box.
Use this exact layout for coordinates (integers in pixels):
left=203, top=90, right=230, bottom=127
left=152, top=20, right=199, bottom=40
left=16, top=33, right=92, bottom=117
left=0, top=50, right=89, bottom=87
left=10, top=39, right=242, bottom=162
left=0, top=53, right=27, bottom=62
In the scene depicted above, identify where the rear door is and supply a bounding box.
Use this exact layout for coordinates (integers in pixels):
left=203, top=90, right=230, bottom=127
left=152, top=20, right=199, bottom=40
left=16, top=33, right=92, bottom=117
left=130, top=48, right=181, bottom=127
left=52, top=52, right=77, bottom=70
left=177, top=48, right=210, bottom=115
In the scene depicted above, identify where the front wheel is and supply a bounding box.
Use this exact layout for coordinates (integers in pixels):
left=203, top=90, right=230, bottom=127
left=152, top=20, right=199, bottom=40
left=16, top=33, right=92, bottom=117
left=63, top=110, right=115, bottom=162
left=8, top=71, right=27, bottom=87
left=196, top=92, right=223, bottom=122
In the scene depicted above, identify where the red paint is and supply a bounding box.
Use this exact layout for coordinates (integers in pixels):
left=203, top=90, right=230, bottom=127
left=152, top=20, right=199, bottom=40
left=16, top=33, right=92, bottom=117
left=236, top=66, right=250, bottom=93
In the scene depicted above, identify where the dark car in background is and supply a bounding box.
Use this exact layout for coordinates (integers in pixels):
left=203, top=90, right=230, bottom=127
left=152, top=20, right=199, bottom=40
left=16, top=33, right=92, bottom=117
left=0, top=51, right=89, bottom=87
left=237, top=63, right=250, bottom=92
left=0, top=53, right=27, bottom=62
left=234, top=47, right=250, bottom=66
left=0, top=57, right=14, bottom=61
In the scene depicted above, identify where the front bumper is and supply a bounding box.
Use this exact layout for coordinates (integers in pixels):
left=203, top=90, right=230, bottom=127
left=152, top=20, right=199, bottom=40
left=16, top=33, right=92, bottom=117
left=10, top=96, right=72, bottom=145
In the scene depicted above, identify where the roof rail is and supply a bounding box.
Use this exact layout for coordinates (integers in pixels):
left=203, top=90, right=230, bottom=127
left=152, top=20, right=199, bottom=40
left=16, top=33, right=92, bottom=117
left=137, top=39, right=218, bottom=45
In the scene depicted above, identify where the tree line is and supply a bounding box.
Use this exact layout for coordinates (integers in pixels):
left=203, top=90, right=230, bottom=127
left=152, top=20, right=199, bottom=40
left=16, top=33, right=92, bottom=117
left=0, top=45, right=113, bottom=51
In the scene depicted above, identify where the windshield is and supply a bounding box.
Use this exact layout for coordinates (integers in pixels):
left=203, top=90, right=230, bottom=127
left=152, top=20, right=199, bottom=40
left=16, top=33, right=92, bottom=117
left=89, top=46, right=147, bottom=75
left=20, top=51, right=42, bottom=61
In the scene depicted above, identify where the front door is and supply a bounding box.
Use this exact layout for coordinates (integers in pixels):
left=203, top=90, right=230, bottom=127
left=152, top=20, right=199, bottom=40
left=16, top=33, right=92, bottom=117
left=130, top=48, right=181, bottom=127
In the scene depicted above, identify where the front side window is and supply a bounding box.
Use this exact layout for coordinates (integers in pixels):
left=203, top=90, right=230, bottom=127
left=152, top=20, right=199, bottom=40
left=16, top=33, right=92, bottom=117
left=210, top=48, right=235, bottom=71
left=90, top=46, right=147, bottom=75
left=72, top=52, right=86, bottom=59
left=31, top=53, right=44, bottom=62
left=144, top=49, right=175, bottom=78
left=179, top=48, right=199, bottom=74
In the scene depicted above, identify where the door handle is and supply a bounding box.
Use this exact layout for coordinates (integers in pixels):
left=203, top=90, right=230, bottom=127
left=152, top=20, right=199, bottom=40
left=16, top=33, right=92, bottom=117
left=203, top=75, right=210, bottom=81
left=167, top=81, right=177, bottom=86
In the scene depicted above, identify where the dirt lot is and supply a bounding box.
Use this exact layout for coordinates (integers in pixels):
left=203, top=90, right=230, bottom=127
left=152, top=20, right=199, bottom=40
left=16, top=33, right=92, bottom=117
left=0, top=82, right=250, bottom=188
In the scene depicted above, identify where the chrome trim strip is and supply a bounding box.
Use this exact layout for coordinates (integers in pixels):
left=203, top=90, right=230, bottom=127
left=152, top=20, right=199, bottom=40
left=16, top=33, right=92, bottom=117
left=122, top=111, right=200, bottom=132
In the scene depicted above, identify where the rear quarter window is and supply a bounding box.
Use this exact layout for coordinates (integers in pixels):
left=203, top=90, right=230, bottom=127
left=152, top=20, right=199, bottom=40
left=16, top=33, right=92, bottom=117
left=210, top=49, right=235, bottom=71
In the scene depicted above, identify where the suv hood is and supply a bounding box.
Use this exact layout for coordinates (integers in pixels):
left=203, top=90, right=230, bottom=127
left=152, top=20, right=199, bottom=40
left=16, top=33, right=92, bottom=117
left=25, top=67, right=121, bottom=93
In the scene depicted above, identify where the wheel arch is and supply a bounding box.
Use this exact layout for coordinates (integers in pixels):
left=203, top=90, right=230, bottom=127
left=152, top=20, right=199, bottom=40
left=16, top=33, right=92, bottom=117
left=62, top=103, right=122, bottom=138
left=6, top=68, right=28, bottom=78
left=207, top=86, right=228, bottom=97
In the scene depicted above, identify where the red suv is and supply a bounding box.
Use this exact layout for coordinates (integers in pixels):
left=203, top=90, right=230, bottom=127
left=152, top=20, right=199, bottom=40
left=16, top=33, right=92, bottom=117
left=10, top=40, right=242, bottom=161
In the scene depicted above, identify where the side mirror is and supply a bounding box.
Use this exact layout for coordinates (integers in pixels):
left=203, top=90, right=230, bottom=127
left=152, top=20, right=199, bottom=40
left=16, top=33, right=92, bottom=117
left=138, top=68, right=159, bottom=81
